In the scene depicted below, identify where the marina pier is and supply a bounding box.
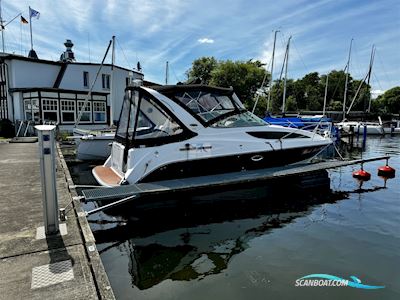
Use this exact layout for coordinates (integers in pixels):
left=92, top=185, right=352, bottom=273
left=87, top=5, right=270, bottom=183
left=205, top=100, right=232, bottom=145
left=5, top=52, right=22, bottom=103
left=0, top=142, right=114, bottom=299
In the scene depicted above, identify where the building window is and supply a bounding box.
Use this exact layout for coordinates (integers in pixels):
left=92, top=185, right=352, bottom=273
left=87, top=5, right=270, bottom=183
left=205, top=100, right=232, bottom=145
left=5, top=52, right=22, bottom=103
left=24, top=99, right=40, bottom=122
left=126, top=77, right=130, bottom=87
left=102, top=74, right=110, bottom=89
left=83, top=71, right=89, bottom=88
left=93, top=101, right=106, bottom=123
left=77, top=101, right=91, bottom=123
left=42, top=99, right=59, bottom=123
left=60, top=100, right=76, bottom=123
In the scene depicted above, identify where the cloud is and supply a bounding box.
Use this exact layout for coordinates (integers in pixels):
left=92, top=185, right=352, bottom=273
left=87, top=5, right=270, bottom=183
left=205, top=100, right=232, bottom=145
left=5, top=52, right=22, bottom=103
left=198, top=38, right=214, bottom=44
left=1, top=0, right=398, bottom=89
left=371, top=89, right=384, bottom=99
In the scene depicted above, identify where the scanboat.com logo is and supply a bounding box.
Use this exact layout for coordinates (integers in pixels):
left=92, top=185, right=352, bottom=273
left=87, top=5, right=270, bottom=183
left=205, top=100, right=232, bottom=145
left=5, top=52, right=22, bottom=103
left=295, top=274, right=385, bottom=289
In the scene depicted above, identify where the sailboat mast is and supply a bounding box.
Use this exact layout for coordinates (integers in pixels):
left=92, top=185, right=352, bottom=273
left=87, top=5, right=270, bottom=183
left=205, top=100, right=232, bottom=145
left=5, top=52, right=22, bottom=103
left=342, top=38, right=353, bottom=120
left=323, top=74, right=329, bottom=116
left=267, top=30, right=279, bottom=112
left=109, top=35, right=115, bottom=127
left=75, top=39, right=112, bottom=126
left=366, top=45, right=375, bottom=113
left=165, top=61, right=169, bottom=85
left=282, top=36, right=291, bottom=116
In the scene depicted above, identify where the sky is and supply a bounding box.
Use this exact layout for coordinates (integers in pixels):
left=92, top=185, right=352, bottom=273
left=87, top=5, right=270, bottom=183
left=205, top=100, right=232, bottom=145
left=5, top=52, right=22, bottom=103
left=1, top=0, right=399, bottom=96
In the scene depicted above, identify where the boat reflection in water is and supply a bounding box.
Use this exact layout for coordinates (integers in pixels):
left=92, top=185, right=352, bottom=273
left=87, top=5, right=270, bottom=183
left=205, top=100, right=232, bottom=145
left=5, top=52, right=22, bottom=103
left=88, top=172, right=347, bottom=291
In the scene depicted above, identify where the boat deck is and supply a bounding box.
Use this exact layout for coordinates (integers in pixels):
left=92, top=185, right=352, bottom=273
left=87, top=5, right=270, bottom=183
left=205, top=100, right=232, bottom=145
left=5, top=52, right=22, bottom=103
left=93, top=166, right=122, bottom=186
left=82, top=156, right=389, bottom=205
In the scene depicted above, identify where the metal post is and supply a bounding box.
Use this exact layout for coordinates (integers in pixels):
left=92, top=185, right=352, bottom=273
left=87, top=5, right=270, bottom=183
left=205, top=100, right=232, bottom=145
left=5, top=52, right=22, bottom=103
left=343, top=38, right=353, bottom=121
left=349, top=125, right=354, bottom=148
left=35, top=125, right=59, bottom=235
left=267, top=30, right=279, bottom=112
left=282, top=36, right=291, bottom=116
left=356, top=124, right=360, bottom=143
left=362, top=124, right=367, bottom=150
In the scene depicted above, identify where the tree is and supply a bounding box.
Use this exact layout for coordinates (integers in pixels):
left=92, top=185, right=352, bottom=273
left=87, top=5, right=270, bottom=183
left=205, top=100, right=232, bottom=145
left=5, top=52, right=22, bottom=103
left=210, top=60, right=269, bottom=109
left=269, top=79, right=295, bottom=113
left=305, top=85, right=321, bottom=110
left=186, top=57, right=218, bottom=84
left=377, top=87, right=400, bottom=114
left=324, top=70, right=353, bottom=105
left=286, top=95, right=297, bottom=111
left=347, top=80, right=371, bottom=111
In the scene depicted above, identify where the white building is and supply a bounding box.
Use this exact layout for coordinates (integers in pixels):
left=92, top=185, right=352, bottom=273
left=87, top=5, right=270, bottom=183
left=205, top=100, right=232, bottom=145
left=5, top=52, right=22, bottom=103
left=0, top=40, right=144, bottom=131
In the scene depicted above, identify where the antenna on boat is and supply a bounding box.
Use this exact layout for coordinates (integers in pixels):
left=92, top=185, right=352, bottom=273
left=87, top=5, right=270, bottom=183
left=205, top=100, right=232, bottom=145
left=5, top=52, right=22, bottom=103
left=282, top=35, right=291, bottom=116
left=342, top=38, right=353, bottom=121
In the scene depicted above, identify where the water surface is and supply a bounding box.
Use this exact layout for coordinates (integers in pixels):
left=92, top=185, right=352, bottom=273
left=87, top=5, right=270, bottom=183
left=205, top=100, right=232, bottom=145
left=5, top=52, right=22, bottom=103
left=67, top=136, right=400, bottom=299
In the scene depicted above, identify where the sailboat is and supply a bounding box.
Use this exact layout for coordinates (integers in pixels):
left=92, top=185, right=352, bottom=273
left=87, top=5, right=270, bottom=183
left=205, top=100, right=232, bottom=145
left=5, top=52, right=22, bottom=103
left=337, top=44, right=384, bottom=135
left=261, top=35, right=334, bottom=136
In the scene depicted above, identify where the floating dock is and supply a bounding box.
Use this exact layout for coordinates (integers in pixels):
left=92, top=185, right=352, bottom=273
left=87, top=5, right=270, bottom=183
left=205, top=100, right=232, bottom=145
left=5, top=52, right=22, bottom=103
left=82, top=156, right=390, bottom=215
left=0, top=142, right=114, bottom=299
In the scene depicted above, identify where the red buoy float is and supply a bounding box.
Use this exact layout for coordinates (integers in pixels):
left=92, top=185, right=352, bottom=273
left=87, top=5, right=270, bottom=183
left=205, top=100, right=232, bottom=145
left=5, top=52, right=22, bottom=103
left=352, top=169, right=371, bottom=181
left=378, top=165, right=396, bottom=179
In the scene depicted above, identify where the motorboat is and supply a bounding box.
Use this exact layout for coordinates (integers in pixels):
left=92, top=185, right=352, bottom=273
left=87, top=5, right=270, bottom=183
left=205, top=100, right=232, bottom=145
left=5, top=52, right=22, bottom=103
left=92, top=84, right=333, bottom=187
left=337, top=120, right=384, bottom=135
left=73, top=128, right=115, bottom=160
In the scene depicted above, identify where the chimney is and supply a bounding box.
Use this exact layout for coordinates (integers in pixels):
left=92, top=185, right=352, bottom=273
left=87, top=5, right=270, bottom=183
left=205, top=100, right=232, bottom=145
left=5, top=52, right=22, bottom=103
left=59, top=39, right=75, bottom=62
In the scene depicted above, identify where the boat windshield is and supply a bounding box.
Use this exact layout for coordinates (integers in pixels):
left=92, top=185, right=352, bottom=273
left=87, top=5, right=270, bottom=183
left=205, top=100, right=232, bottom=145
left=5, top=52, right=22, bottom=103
left=173, top=90, right=238, bottom=122
left=172, top=90, right=265, bottom=127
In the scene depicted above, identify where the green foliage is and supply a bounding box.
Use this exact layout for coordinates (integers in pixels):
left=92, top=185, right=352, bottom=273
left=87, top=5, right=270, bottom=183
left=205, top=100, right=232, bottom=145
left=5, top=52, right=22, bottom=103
left=186, top=57, right=218, bottom=84
left=329, top=101, right=344, bottom=111
left=376, top=87, right=400, bottom=114
left=186, top=57, right=269, bottom=110
left=210, top=59, right=268, bottom=108
left=286, top=95, right=297, bottom=111
left=186, top=56, right=396, bottom=116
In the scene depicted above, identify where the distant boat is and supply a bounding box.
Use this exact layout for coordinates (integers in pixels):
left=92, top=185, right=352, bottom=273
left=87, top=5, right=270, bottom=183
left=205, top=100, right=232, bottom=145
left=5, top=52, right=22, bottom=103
left=73, top=128, right=115, bottom=160
left=382, top=119, right=400, bottom=134
left=338, top=44, right=383, bottom=135
left=336, top=120, right=384, bottom=135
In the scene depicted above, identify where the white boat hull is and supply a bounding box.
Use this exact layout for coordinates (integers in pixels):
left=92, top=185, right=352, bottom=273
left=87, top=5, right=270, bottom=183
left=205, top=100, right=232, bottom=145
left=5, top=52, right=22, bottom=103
left=76, top=135, right=114, bottom=160
left=383, top=127, right=400, bottom=134
left=338, top=122, right=384, bottom=135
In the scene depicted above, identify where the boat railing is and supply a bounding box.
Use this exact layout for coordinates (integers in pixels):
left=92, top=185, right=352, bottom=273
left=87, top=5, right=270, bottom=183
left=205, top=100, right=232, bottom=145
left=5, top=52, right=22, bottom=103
left=277, top=120, right=334, bottom=140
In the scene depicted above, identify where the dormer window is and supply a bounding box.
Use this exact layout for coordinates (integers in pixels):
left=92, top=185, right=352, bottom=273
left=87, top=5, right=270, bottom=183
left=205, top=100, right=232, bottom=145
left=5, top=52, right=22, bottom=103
left=83, top=71, right=89, bottom=88
left=102, top=74, right=110, bottom=90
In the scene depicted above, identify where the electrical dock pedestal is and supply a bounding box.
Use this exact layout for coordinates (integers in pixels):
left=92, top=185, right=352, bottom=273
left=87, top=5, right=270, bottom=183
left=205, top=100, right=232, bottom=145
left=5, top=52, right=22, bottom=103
left=0, top=139, right=115, bottom=298
left=36, top=125, right=59, bottom=235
